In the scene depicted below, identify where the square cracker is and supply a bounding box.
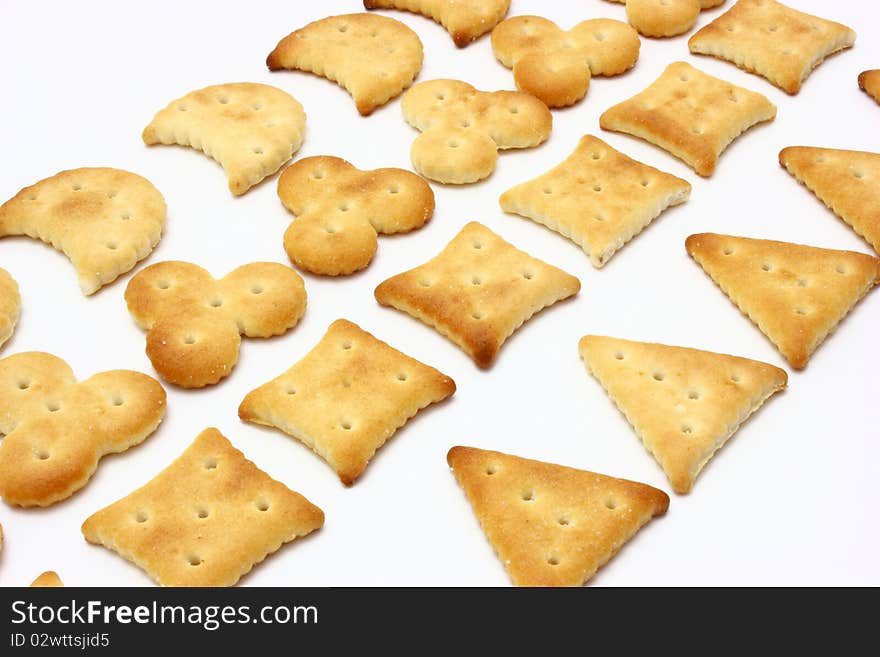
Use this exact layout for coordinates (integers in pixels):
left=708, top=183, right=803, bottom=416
left=600, top=61, right=776, bottom=177
left=82, top=428, right=324, bottom=587
left=688, top=0, right=856, bottom=95
left=239, top=319, right=455, bottom=485
left=374, top=222, right=580, bottom=367
left=500, top=135, right=691, bottom=267
left=447, top=446, right=669, bottom=587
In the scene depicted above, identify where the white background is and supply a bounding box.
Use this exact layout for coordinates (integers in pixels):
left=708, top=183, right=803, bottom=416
left=0, top=0, right=877, bottom=587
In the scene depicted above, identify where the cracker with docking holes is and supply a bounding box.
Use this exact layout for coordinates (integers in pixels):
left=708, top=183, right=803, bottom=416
left=125, top=261, right=307, bottom=388
left=779, top=147, right=880, bottom=255
left=401, top=79, right=552, bottom=184
left=447, top=446, right=669, bottom=586
left=0, top=269, right=20, bottom=350
left=686, top=233, right=880, bottom=370
left=239, top=319, right=455, bottom=485
left=0, top=168, right=166, bottom=295
left=859, top=70, right=880, bottom=105
left=267, top=14, right=422, bottom=116
left=82, top=428, right=324, bottom=587
left=375, top=222, right=580, bottom=367
left=600, top=62, right=775, bottom=177
left=491, top=16, right=639, bottom=108
left=364, top=0, right=510, bottom=47
left=143, top=83, right=305, bottom=196
left=580, top=336, right=786, bottom=494
left=688, top=0, right=856, bottom=95
left=31, top=572, right=63, bottom=587
left=500, top=135, right=691, bottom=268
left=277, top=156, right=435, bottom=276
left=0, top=352, right=166, bottom=507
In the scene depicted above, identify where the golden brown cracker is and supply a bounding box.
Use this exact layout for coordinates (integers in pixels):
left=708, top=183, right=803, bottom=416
left=125, top=261, right=307, bottom=388
left=500, top=135, right=691, bottom=267
left=0, top=269, right=20, bottom=350
left=375, top=222, right=580, bottom=367
left=268, top=13, right=422, bottom=115
left=0, top=168, right=166, bottom=295
left=143, top=83, right=306, bottom=195
left=860, top=70, right=880, bottom=104
left=600, top=61, right=776, bottom=176
left=0, top=352, right=166, bottom=507
left=580, top=336, right=786, bottom=494
left=686, top=233, right=880, bottom=369
left=401, top=79, right=552, bottom=183
left=626, top=0, right=700, bottom=38
left=239, top=319, right=455, bottom=485
left=30, top=571, right=63, bottom=587
left=277, top=156, right=434, bottom=275
left=365, top=0, right=510, bottom=47
left=780, top=146, right=880, bottom=255
left=491, top=16, right=639, bottom=107
left=448, top=446, right=669, bottom=586
left=688, top=0, right=856, bottom=94
left=82, top=428, right=324, bottom=587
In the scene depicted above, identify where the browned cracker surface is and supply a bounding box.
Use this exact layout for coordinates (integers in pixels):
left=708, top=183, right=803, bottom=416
left=365, top=0, right=510, bottom=47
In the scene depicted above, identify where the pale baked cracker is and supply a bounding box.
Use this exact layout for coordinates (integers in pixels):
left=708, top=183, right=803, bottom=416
left=125, top=261, right=306, bottom=388
left=859, top=70, right=880, bottom=105
left=0, top=352, right=166, bottom=507
left=239, top=319, right=455, bottom=485
left=401, top=79, right=552, bottom=184
left=82, top=428, right=324, bottom=587
left=607, top=0, right=725, bottom=7
left=267, top=14, right=422, bottom=116
left=375, top=222, right=580, bottom=367
left=580, top=336, right=786, bottom=494
left=688, top=0, right=856, bottom=95
left=626, top=0, right=700, bottom=38
left=0, top=268, right=20, bottom=350
left=143, top=83, right=305, bottom=196
left=365, top=0, right=510, bottom=47
left=30, top=571, right=63, bottom=587
left=600, top=61, right=775, bottom=176
left=500, top=135, right=691, bottom=267
left=687, top=233, right=880, bottom=369
left=447, top=446, right=669, bottom=586
left=780, top=146, right=880, bottom=255
left=277, top=156, right=434, bottom=275
left=0, top=168, right=166, bottom=295
left=491, top=16, right=639, bottom=107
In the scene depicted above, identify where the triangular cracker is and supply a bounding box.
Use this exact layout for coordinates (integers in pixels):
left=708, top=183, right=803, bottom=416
left=365, top=0, right=510, bottom=47
left=143, top=83, right=306, bottom=196
left=239, top=320, right=455, bottom=485
left=686, top=233, right=880, bottom=369
left=779, top=146, right=880, bottom=255
left=267, top=13, right=422, bottom=115
left=30, top=571, right=63, bottom=587
left=0, top=268, right=20, bottom=350
left=0, top=168, right=166, bottom=295
left=447, top=446, right=669, bottom=586
left=860, top=70, right=880, bottom=105
left=82, top=428, right=324, bottom=587
left=375, top=222, right=580, bottom=367
left=579, top=336, right=786, bottom=494
left=600, top=62, right=775, bottom=177
left=500, top=135, right=691, bottom=267
left=688, top=0, right=856, bottom=95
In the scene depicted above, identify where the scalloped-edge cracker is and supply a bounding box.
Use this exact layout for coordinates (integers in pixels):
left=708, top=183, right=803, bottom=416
left=0, top=269, right=20, bottom=350
left=365, top=0, right=510, bottom=47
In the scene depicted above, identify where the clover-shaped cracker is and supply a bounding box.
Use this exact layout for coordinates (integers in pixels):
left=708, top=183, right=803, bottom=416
left=125, top=262, right=307, bottom=388
left=277, top=156, right=435, bottom=276
left=689, top=0, right=856, bottom=95
left=0, top=168, right=166, bottom=295
left=600, top=61, right=776, bottom=176
left=491, top=17, right=639, bottom=107
left=267, top=14, right=422, bottom=116
left=375, top=222, right=580, bottom=367
left=401, top=80, right=552, bottom=184
left=143, top=83, right=306, bottom=196
left=0, top=269, right=20, bottom=350
left=606, top=0, right=724, bottom=38
left=0, top=352, right=166, bottom=507
left=365, top=0, right=510, bottom=47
